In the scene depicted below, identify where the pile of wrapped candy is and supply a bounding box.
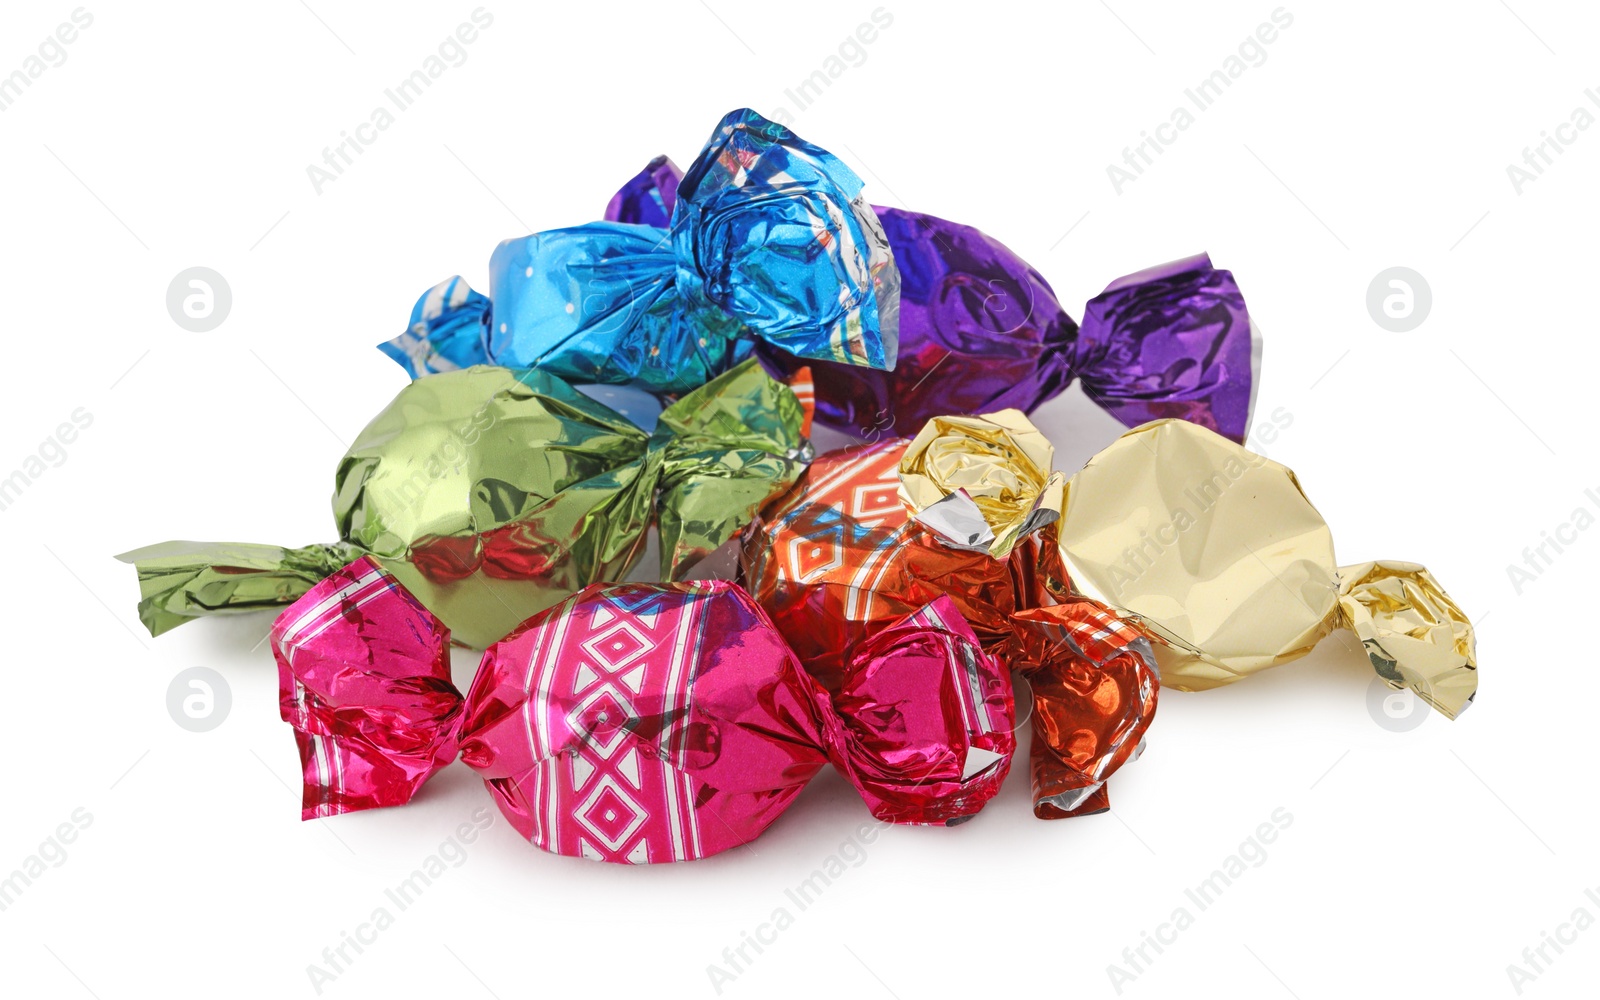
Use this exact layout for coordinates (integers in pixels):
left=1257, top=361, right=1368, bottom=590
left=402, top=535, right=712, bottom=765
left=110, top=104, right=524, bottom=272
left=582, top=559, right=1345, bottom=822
left=119, top=110, right=1478, bottom=864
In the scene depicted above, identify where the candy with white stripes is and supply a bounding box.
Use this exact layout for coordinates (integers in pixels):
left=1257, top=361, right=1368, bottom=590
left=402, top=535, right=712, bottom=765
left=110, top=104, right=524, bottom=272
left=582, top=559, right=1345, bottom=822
left=270, top=565, right=1015, bottom=863
left=270, top=556, right=458, bottom=819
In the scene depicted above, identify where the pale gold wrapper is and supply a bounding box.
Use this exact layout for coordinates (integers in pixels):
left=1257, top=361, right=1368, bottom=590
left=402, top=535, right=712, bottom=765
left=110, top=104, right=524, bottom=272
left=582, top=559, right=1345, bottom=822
left=1055, top=419, right=1476, bottom=718
left=1338, top=560, right=1476, bottom=719
left=897, top=410, right=1064, bottom=558
left=1055, top=419, right=1338, bottom=686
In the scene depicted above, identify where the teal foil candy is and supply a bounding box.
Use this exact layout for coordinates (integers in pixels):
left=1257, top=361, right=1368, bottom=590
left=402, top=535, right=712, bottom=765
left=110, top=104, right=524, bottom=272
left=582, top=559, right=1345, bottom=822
left=380, top=109, right=899, bottom=395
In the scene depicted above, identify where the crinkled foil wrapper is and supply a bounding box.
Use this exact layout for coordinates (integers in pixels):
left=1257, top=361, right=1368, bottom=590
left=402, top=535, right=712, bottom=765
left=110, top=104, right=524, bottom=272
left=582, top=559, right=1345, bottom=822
left=273, top=561, right=1015, bottom=861
left=606, top=154, right=680, bottom=228
left=597, top=158, right=1259, bottom=441
left=784, top=233, right=1260, bottom=442
left=1337, top=559, right=1478, bottom=720
left=381, top=109, right=899, bottom=395
left=1011, top=601, right=1158, bottom=818
left=739, top=436, right=1036, bottom=690
left=1056, top=419, right=1477, bottom=718
left=117, top=540, right=361, bottom=638
left=740, top=410, right=1159, bottom=817
left=898, top=411, right=1064, bottom=559
left=120, top=360, right=810, bottom=648
left=273, top=557, right=460, bottom=818
left=1073, top=254, right=1260, bottom=442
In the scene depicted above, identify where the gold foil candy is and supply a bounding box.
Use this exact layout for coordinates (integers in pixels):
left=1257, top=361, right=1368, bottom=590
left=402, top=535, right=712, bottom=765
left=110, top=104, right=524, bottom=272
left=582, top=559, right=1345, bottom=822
left=1055, top=419, right=1476, bottom=718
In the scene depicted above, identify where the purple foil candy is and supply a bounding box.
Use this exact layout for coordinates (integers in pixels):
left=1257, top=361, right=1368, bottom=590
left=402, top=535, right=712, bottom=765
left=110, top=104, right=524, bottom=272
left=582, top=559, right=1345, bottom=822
left=784, top=206, right=1079, bottom=439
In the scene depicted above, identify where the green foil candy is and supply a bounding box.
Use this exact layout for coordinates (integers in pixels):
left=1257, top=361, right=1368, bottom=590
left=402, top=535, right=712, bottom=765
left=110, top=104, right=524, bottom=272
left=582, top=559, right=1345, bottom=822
left=118, top=360, right=811, bottom=647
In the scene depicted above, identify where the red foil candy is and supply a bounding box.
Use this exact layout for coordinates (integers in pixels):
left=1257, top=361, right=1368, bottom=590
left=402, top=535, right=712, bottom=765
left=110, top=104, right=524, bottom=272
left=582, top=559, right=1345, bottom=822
left=271, top=558, right=1014, bottom=862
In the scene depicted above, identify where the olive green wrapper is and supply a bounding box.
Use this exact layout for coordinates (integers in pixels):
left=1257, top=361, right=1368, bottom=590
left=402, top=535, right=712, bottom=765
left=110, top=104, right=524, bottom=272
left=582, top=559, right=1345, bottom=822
left=115, top=540, right=362, bottom=638
left=118, top=360, right=811, bottom=648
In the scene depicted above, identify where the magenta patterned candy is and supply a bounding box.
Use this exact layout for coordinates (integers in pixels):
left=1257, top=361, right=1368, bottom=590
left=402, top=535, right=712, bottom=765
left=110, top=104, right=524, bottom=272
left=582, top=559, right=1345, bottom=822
left=270, top=559, right=1015, bottom=862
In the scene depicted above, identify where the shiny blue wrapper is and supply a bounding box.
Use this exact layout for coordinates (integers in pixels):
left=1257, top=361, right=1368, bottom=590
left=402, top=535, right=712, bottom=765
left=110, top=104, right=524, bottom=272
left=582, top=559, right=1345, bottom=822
left=381, top=109, right=899, bottom=396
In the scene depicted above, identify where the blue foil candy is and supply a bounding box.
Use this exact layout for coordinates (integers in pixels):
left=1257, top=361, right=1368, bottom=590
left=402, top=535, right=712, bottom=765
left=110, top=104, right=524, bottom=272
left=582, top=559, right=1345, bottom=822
left=380, top=109, right=899, bottom=394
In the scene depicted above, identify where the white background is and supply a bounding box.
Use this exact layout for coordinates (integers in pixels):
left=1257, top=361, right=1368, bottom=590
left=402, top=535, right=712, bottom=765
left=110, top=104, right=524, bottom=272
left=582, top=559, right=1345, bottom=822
left=1, top=1, right=1592, bottom=997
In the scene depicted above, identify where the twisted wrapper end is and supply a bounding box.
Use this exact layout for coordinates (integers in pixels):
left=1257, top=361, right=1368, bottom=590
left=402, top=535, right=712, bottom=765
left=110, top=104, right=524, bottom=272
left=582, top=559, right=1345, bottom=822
left=822, top=596, right=1016, bottom=826
left=1011, top=599, right=1160, bottom=820
left=1337, top=560, right=1477, bottom=720
left=379, top=276, right=492, bottom=378
left=271, top=557, right=462, bottom=819
left=1073, top=253, right=1261, bottom=445
left=115, top=539, right=363, bottom=638
left=611, top=110, right=902, bottom=374
left=606, top=155, right=680, bottom=228
left=651, top=360, right=816, bottom=580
